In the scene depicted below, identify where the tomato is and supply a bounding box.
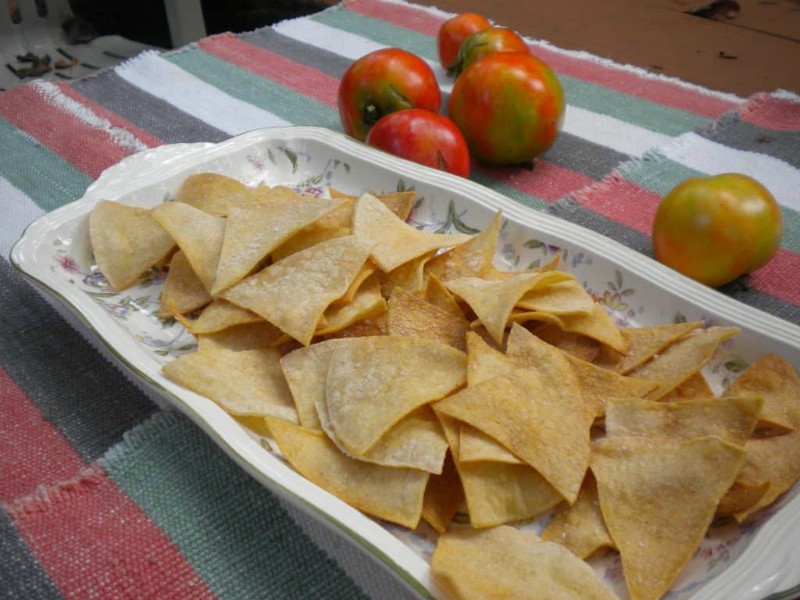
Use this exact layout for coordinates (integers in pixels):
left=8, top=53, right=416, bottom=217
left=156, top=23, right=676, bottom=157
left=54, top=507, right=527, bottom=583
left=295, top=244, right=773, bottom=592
left=451, top=27, right=529, bottom=76
left=652, top=173, right=783, bottom=288
left=448, top=52, right=565, bottom=166
left=338, top=48, right=441, bottom=142
left=366, top=109, right=471, bottom=177
left=438, top=13, right=491, bottom=72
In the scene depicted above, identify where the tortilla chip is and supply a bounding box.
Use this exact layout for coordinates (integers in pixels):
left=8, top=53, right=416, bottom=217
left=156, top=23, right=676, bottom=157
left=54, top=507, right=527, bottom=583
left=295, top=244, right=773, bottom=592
left=89, top=200, right=175, bottom=291
left=660, top=371, right=714, bottom=401
left=541, top=472, right=614, bottom=559
left=425, top=211, right=503, bottom=282
left=188, top=299, right=263, bottom=335
left=534, top=323, right=601, bottom=362
left=551, top=305, right=628, bottom=354
left=446, top=271, right=573, bottom=345
left=598, top=321, right=705, bottom=374
left=220, top=235, right=371, bottom=346
left=324, top=335, right=467, bottom=456
left=604, top=396, right=762, bottom=446
left=422, top=453, right=465, bottom=533
left=267, top=418, right=428, bottom=529
left=353, top=193, right=471, bottom=272
left=381, top=251, right=436, bottom=296
left=386, top=288, right=470, bottom=351
left=271, top=225, right=352, bottom=263
left=716, top=480, right=770, bottom=518
left=591, top=436, right=744, bottom=600
left=431, top=526, right=618, bottom=600
left=323, top=313, right=388, bottom=339
left=316, top=274, right=386, bottom=336
left=196, top=321, right=287, bottom=352
left=212, top=196, right=345, bottom=294
left=158, top=250, right=212, bottom=318
left=162, top=343, right=298, bottom=423
left=627, top=326, right=740, bottom=400
left=332, top=262, right=378, bottom=306
left=424, top=274, right=466, bottom=318
left=174, top=172, right=265, bottom=216
left=151, top=201, right=226, bottom=292
left=516, top=280, right=595, bottom=316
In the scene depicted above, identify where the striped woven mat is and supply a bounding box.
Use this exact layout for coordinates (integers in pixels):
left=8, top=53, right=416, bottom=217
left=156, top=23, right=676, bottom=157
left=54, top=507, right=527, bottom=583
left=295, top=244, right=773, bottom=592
left=1, top=0, right=799, bottom=597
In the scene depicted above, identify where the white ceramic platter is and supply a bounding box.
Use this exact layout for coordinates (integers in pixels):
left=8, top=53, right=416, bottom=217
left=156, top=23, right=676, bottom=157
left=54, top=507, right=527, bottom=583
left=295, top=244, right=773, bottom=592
left=10, top=126, right=800, bottom=600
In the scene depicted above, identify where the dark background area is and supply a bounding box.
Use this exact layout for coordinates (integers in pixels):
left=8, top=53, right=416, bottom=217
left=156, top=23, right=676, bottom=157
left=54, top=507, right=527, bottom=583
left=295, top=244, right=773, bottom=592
left=68, top=0, right=335, bottom=48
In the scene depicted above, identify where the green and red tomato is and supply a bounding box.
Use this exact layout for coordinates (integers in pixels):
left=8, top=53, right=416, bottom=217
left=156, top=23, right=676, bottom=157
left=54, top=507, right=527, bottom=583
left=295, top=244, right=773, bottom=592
left=652, top=173, right=783, bottom=288
left=450, top=27, right=529, bottom=76
left=437, top=12, right=491, bottom=72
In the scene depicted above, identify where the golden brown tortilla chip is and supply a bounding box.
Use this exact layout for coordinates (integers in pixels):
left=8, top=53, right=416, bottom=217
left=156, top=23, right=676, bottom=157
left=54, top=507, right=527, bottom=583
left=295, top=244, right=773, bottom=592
left=158, top=250, right=212, bottom=318
left=187, top=299, right=263, bottom=335
left=174, top=172, right=262, bottom=216
left=425, top=211, right=503, bottom=282
left=421, top=453, right=464, bottom=533
left=386, top=288, right=470, bottom=352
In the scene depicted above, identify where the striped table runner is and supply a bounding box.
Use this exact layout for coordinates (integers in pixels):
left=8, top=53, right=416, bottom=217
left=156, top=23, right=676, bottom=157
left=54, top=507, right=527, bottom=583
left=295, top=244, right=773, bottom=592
left=0, top=0, right=798, bottom=597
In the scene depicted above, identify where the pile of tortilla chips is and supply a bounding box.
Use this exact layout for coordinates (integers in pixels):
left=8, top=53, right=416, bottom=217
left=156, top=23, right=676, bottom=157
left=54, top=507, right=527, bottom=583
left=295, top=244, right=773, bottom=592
left=90, top=172, right=800, bottom=600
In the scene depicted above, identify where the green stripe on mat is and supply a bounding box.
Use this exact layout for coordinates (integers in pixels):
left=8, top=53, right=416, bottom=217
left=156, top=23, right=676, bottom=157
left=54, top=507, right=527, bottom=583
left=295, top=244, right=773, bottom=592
left=165, top=50, right=340, bottom=130
left=100, top=410, right=367, bottom=600
left=0, top=118, right=91, bottom=211
left=618, top=152, right=800, bottom=254
left=314, top=8, right=708, bottom=136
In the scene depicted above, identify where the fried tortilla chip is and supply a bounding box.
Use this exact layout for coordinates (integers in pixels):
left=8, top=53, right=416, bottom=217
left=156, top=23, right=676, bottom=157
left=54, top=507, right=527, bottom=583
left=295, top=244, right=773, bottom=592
left=267, top=418, right=429, bottom=529
left=591, top=436, right=744, bottom=600
left=174, top=172, right=264, bottom=216
left=431, top=526, right=618, bottom=600
left=188, top=299, right=263, bottom=335
left=660, top=371, right=715, bottom=401
left=598, top=321, right=705, bottom=374
left=425, top=211, right=502, bottom=282
left=387, top=288, right=470, bottom=352
left=151, top=201, right=226, bottom=292
left=353, top=193, right=471, bottom=272
left=158, top=250, right=212, bottom=318
left=421, top=453, right=464, bottom=533
left=316, top=274, right=386, bottom=336
left=325, top=335, right=467, bottom=456
left=516, top=279, right=595, bottom=316
left=534, top=323, right=601, bottom=362
left=89, top=200, right=175, bottom=291
left=220, top=235, right=371, bottom=346
left=424, top=274, right=465, bottom=318
left=381, top=251, right=436, bottom=296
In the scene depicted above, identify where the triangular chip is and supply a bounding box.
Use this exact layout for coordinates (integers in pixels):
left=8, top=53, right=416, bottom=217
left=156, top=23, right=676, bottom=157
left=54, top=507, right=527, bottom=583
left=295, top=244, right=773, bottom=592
left=534, top=323, right=601, bottom=362
left=431, top=526, right=618, bottom=600
left=151, top=201, right=226, bottom=292
left=158, top=250, right=212, bottom=318
left=381, top=251, right=436, bottom=296
left=596, top=321, right=704, bottom=374
left=516, top=279, right=595, bottom=316
left=446, top=271, right=573, bottom=344
left=220, top=235, right=371, bottom=346
left=175, top=172, right=264, bottom=216
left=212, top=196, right=345, bottom=294
left=353, top=193, right=471, bottom=271
left=267, top=418, right=429, bottom=529
left=659, top=371, right=714, bottom=401
left=424, top=274, right=465, bottom=318
left=591, top=436, right=744, bottom=600
left=188, top=299, right=263, bottom=335
left=316, top=274, right=386, bottom=336
left=425, top=211, right=502, bottom=282
left=196, top=320, right=286, bottom=352
left=421, top=453, right=464, bottom=533
left=89, top=200, right=175, bottom=291
left=627, top=326, right=740, bottom=400
left=324, top=335, right=467, bottom=456
left=387, top=288, right=470, bottom=351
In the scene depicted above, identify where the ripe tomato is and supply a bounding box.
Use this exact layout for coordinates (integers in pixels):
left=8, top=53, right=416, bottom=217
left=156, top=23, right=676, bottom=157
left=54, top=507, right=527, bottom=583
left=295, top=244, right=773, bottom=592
left=448, top=52, right=565, bottom=166
left=652, top=173, right=783, bottom=288
left=451, top=27, right=529, bottom=76
left=338, top=48, right=441, bottom=142
left=438, top=12, right=491, bottom=72
left=366, top=109, right=471, bottom=177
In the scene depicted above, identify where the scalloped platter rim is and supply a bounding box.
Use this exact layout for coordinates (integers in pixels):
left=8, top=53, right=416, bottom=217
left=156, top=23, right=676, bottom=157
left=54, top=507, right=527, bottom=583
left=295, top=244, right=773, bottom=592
left=10, top=126, right=800, bottom=600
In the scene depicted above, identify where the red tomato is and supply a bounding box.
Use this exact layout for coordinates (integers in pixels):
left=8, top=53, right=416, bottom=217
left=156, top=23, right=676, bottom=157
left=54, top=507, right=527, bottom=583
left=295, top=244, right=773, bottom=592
left=438, top=13, right=491, bottom=72
left=652, top=173, right=783, bottom=288
left=366, top=109, right=471, bottom=177
left=448, top=52, right=565, bottom=166
left=451, top=27, right=529, bottom=76
left=338, top=48, right=441, bottom=142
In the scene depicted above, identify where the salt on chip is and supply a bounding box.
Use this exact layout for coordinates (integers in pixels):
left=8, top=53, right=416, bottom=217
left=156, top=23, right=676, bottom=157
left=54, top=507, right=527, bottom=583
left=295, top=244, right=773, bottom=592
left=175, top=172, right=264, bottom=216
left=212, top=196, right=346, bottom=294
left=220, top=235, right=371, bottom=346
left=446, top=270, right=573, bottom=345
left=353, top=193, right=471, bottom=272
left=425, top=211, right=502, bottom=282
left=627, top=326, right=740, bottom=400
left=151, top=201, right=226, bottom=292
left=431, top=526, right=619, bottom=600
left=89, top=200, right=175, bottom=291
left=158, top=250, right=212, bottom=319
left=324, top=335, right=467, bottom=456
left=541, top=472, right=615, bottom=559
left=162, top=343, right=298, bottom=423
left=267, top=418, right=429, bottom=529
left=591, top=436, right=744, bottom=600
left=188, top=299, right=262, bottom=335
left=387, top=288, right=470, bottom=352
left=604, top=396, right=762, bottom=446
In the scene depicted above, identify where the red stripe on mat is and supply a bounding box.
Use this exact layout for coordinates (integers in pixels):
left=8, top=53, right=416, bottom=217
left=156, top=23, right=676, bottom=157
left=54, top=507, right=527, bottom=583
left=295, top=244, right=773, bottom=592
left=345, top=0, right=739, bottom=119
left=739, top=93, right=800, bottom=132
left=0, top=85, right=132, bottom=179
left=0, top=368, right=85, bottom=504
left=9, top=465, right=215, bottom=600
left=54, top=82, right=165, bottom=148
left=574, top=176, right=800, bottom=305
left=481, top=160, right=596, bottom=202
left=198, top=35, right=339, bottom=108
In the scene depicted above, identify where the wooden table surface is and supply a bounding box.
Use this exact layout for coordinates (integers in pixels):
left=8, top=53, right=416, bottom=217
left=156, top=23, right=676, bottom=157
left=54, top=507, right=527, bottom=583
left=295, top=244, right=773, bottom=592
left=413, top=0, right=800, bottom=97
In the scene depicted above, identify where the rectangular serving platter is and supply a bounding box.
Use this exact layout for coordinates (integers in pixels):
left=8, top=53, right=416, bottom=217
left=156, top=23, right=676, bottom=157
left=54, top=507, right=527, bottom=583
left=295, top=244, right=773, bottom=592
left=10, top=126, right=800, bottom=600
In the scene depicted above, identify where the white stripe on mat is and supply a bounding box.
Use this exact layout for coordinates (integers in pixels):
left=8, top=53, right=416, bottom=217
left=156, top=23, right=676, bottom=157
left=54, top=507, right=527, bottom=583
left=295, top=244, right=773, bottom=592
left=115, top=51, right=291, bottom=135
left=1, top=176, right=45, bottom=259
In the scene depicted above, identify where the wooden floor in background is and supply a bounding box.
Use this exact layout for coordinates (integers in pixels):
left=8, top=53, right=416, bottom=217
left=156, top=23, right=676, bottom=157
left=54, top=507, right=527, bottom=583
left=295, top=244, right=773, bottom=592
left=415, top=0, right=800, bottom=97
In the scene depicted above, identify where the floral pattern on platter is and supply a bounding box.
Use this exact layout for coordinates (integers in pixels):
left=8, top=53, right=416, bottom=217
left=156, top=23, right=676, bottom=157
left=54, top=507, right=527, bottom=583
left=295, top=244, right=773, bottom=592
left=46, top=137, right=779, bottom=600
